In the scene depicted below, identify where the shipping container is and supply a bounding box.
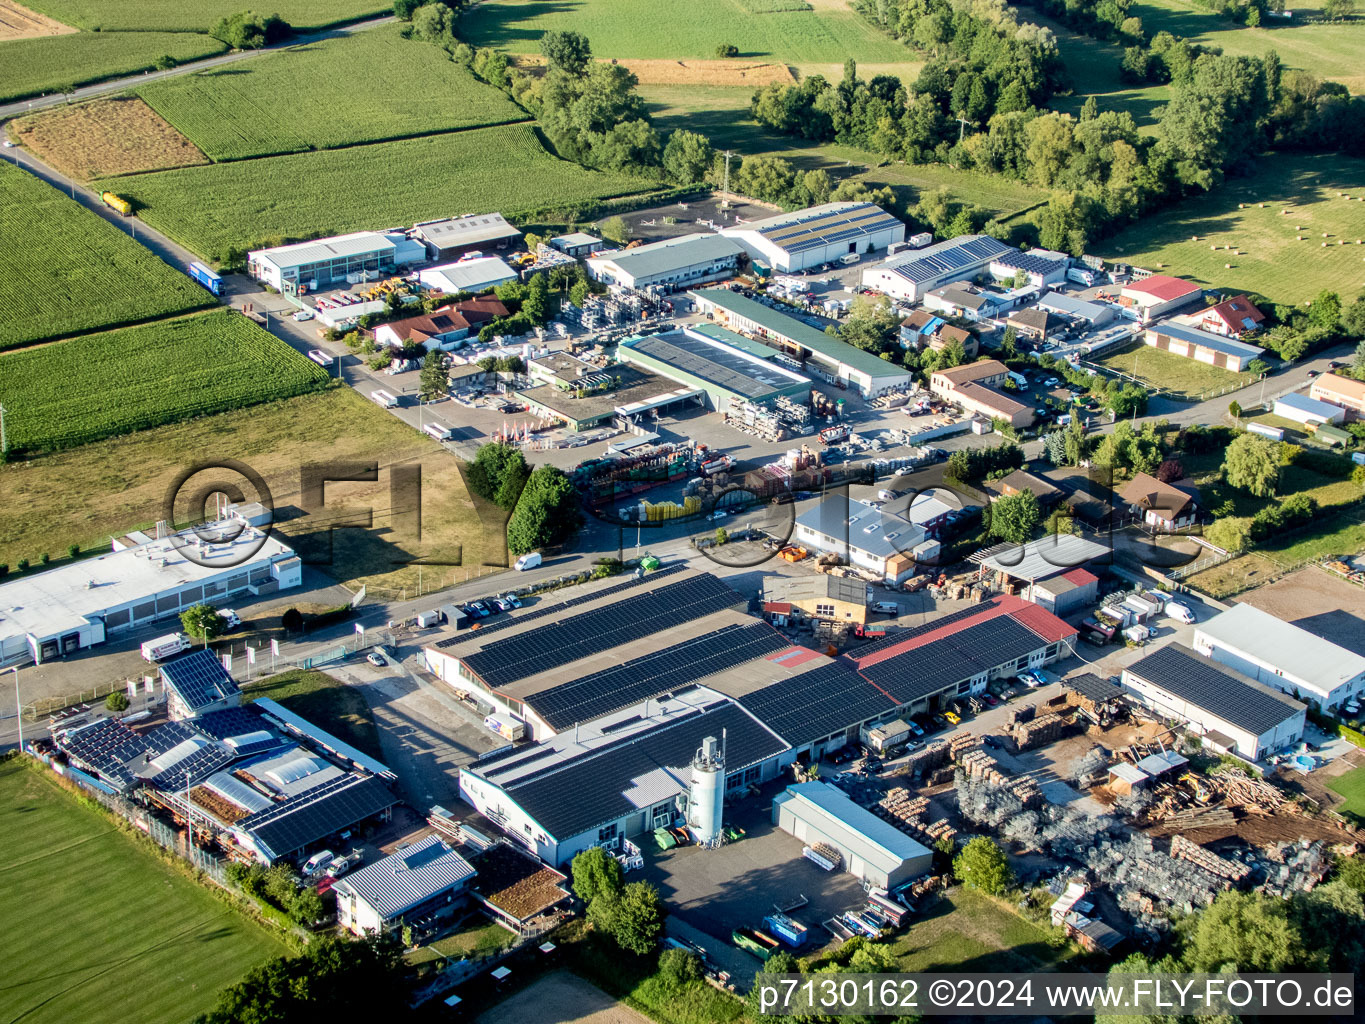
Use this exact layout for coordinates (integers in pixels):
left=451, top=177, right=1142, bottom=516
left=1247, top=422, right=1284, bottom=441
left=483, top=714, right=525, bottom=741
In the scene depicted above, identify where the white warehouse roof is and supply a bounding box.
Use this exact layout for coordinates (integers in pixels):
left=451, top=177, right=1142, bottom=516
left=0, top=523, right=296, bottom=649
left=418, top=257, right=518, bottom=294
left=774, top=781, right=929, bottom=875
left=1196, top=603, right=1365, bottom=692
left=1273, top=392, right=1344, bottom=422
left=333, top=834, right=476, bottom=921
left=248, top=231, right=398, bottom=271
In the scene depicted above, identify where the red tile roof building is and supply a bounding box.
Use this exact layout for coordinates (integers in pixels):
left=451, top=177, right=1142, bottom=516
left=1196, top=294, right=1265, bottom=337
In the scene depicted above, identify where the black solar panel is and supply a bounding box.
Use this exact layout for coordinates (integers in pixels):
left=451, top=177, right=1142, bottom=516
left=851, top=604, right=986, bottom=658
left=58, top=718, right=152, bottom=788
left=433, top=564, right=687, bottom=649
left=237, top=774, right=395, bottom=859
left=738, top=661, right=896, bottom=747
left=481, top=702, right=785, bottom=841
left=855, top=615, right=1045, bottom=704
left=531, top=620, right=787, bottom=730
left=1125, top=645, right=1302, bottom=736
left=160, top=649, right=237, bottom=710
left=993, top=251, right=1066, bottom=275
left=194, top=706, right=272, bottom=740
left=462, top=574, right=742, bottom=689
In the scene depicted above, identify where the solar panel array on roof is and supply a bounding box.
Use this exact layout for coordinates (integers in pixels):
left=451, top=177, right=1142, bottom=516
left=461, top=574, right=741, bottom=689
left=433, top=564, right=686, bottom=649
left=58, top=718, right=152, bottom=788
left=851, top=604, right=984, bottom=658
left=236, top=774, right=395, bottom=860
left=142, top=721, right=237, bottom=787
left=160, top=649, right=239, bottom=711
left=738, top=661, right=897, bottom=747
left=992, top=250, right=1067, bottom=275
left=531, top=620, right=787, bottom=730
left=888, top=236, right=1010, bottom=284
left=758, top=204, right=901, bottom=255
left=626, top=331, right=804, bottom=400
left=1124, top=644, right=1304, bottom=736
left=856, top=615, right=1047, bottom=703
left=193, top=706, right=272, bottom=741
left=482, top=702, right=785, bottom=840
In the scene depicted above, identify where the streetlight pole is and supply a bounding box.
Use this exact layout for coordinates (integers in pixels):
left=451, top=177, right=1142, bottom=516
left=7, top=667, right=21, bottom=753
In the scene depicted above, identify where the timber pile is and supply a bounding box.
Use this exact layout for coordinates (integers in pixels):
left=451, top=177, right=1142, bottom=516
left=949, top=733, right=980, bottom=762
left=1010, top=712, right=1069, bottom=751
left=1159, top=806, right=1237, bottom=831
left=1213, top=770, right=1286, bottom=812
left=875, top=788, right=956, bottom=845
left=1169, top=835, right=1251, bottom=881
left=902, top=740, right=951, bottom=777
left=958, top=750, right=1043, bottom=808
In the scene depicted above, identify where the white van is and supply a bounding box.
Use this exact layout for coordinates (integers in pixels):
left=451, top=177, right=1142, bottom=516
left=140, top=632, right=190, bottom=662
left=872, top=601, right=900, bottom=615
left=423, top=422, right=455, bottom=442
left=219, top=609, right=242, bottom=630
left=370, top=389, right=398, bottom=409
left=514, top=552, right=542, bottom=571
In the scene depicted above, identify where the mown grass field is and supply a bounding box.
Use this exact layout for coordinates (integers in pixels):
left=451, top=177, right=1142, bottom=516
left=138, top=26, right=528, bottom=161
left=1091, top=340, right=1252, bottom=397
left=0, top=30, right=225, bottom=103
left=242, top=670, right=382, bottom=759
left=1099, top=152, right=1365, bottom=303
left=106, top=124, right=654, bottom=261
left=0, top=758, right=286, bottom=1024
left=0, top=388, right=507, bottom=593
left=1328, top=764, right=1365, bottom=822
left=0, top=309, right=330, bottom=452
left=0, top=161, right=213, bottom=348
left=22, top=0, right=388, bottom=32
left=1131, top=0, right=1364, bottom=86
left=888, top=888, right=1071, bottom=971
left=461, top=0, right=911, bottom=62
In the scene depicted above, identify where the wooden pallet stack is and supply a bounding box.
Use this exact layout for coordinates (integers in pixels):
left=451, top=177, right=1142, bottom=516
left=949, top=733, right=980, bottom=762
left=1009, top=711, right=1069, bottom=752
left=1168, top=835, right=1251, bottom=881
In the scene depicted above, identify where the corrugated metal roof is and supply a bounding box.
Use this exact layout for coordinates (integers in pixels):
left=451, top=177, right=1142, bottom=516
left=1036, top=292, right=1111, bottom=320
left=249, top=231, right=397, bottom=270
left=1196, top=603, right=1365, bottom=693
left=1274, top=392, right=1343, bottom=419
left=589, top=234, right=744, bottom=280
left=736, top=202, right=904, bottom=256
left=978, top=534, right=1111, bottom=580
left=877, top=235, right=1011, bottom=285
left=414, top=213, right=519, bottom=247
left=1148, top=321, right=1264, bottom=359
left=334, top=834, right=476, bottom=920
left=775, top=781, right=929, bottom=873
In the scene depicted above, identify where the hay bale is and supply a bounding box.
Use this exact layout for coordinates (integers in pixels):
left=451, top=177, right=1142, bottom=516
left=1238, top=203, right=1246, bottom=208
left=1192, top=235, right=1200, bottom=242
left=1323, top=242, right=1329, bottom=247
left=1210, top=244, right=1218, bottom=250
left=1258, top=203, right=1265, bottom=208
left=1323, top=232, right=1330, bottom=237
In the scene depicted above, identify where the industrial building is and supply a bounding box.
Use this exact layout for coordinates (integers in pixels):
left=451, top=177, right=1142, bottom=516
left=549, top=232, right=607, bottom=258
left=1143, top=321, right=1264, bottom=372
left=1035, top=291, right=1116, bottom=326
left=859, top=235, right=1012, bottom=302
left=690, top=288, right=913, bottom=397
left=1120, top=644, right=1306, bottom=762
left=52, top=700, right=397, bottom=864
left=928, top=359, right=1034, bottom=429
left=411, top=213, right=520, bottom=261
left=247, top=231, right=425, bottom=292
left=1007, top=307, right=1061, bottom=343
left=515, top=364, right=699, bottom=433
left=585, top=234, right=745, bottom=291
left=527, top=351, right=607, bottom=391
left=720, top=202, right=906, bottom=273
left=1310, top=373, right=1365, bottom=417
left=617, top=325, right=811, bottom=412
left=0, top=518, right=301, bottom=667
left=793, top=496, right=936, bottom=584
left=1118, top=472, right=1201, bottom=531
left=1118, top=275, right=1203, bottom=320
left=1193, top=603, right=1365, bottom=710
left=1272, top=392, right=1346, bottom=426
left=975, top=534, right=1110, bottom=614
left=334, top=835, right=477, bottom=936
left=773, top=781, right=931, bottom=888
left=762, top=575, right=870, bottom=626
left=161, top=649, right=241, bottom=721
left=988, top=248, right=1069, bottom=288
left=416, top=256, right=518, bottom=296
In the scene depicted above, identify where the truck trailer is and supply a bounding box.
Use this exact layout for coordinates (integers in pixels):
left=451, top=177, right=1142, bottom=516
left=187, top=261, right=223, bottom=296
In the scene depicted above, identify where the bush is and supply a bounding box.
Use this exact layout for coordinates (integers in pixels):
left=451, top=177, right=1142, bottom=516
left=281, top=607, right=304, bottom=633
left=715, top=43, right=739, bottom=57
left=67, top=543, right=79, bottom=559
left=16, top=558, right=28, bottom=572
left=0, top=564, right=7, bottom=577
left=211, top=10, right=289, bottom=49
left=658, top=948, right=703, bottom=988
left=39, top=552, right=50, bottom=565
left=105, top=691, right=130, bottom=712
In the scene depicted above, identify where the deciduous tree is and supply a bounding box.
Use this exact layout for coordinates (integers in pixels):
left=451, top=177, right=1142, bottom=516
left=1222, top=433, right=1280, bottom=496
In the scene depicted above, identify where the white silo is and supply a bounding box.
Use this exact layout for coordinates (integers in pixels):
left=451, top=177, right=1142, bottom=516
left=687, top=734, right=725, bottom=846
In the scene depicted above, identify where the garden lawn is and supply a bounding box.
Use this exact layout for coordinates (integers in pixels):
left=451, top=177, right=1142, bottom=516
left=242, top=670, right=382, bottom=760
left=138, top=25, right=528, bottom=161
left=888, top=888, right=1071, bottom=972
left=0, top=160, right=214, bottom=348
left=1091, top=341, right=1251, bottom=398
left=407, top=918, right=516, bottom=964
left=22, top=0, right=388, bottom=32
left=0, top=31, right=226, bottom=102
left=1099, top=152, right=1365, bottom=304
left=0, top=758, right=286, bottom=1024
left=1328, top=764, right=1365, bottom=821
left=105, top=124, right=656, bottom=262
left=0, top=308, right=330, bottom=452
left=0, top=388, right=508, bottom=594
left=461, top=0, right=910, bottom=63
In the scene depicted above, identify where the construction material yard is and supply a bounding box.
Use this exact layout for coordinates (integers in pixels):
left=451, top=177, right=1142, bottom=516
left=0, top=758, right=286, bottom=1024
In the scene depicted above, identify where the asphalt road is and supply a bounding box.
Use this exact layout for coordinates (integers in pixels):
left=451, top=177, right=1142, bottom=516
left=0, top=16, right=395, bottom=120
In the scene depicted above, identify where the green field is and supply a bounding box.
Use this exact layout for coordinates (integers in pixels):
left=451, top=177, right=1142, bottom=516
left=461, top=0, right=910, bottom=62
left=0, top=308, right=331, bottom=452
left=23, top=0, right=389, bottom=32
left=0, top=758, right=286, bottom=1024
left=0, top=31, right=227, bottom=104
left=1091, top=340, right=1252, bottom=397
left=1328, top=764, right=1365, bottom=822
left=1131, top=0, right=1364, bottom=86
left=0, top=161, right=213, bottom=348
left=888, top=888, right=1071, bottom=972
left=1099, top=152, right=1365, bottom=303
left=243, top=670, right=383, bottom=760
left=138, top=26, right=528, bottom=161
left=107, top=123, right=654, bottom=261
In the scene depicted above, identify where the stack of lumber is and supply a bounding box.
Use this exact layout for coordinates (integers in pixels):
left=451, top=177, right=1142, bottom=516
left=1169, top=835, right=1251, bottom=881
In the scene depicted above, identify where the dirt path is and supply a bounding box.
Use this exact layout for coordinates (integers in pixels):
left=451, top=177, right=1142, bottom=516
left=475, top=970, right=650, bottom=1024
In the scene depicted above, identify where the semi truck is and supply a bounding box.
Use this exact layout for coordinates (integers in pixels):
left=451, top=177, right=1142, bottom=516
left=141, top=633, right=191, bottom=662
left=101, top=191, right=132, bottom=216
left=187, top=261, right=223, bottom=296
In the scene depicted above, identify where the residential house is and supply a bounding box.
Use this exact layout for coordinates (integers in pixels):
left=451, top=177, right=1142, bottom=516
left=1195, top=294, right=1266, bottom=337
left=1118, top=472, right=1200, bottom=531
left=929, top=359, right=1035, bottom=429
left=373, top=307, right=472, bottom=351
left=924, top=283, right=999, bottom=321
left=1006, top=307, right=1060, bottom=343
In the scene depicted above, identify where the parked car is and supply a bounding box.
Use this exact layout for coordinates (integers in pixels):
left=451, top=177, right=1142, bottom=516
left=293, top=309, right=315, bottom=322
left=1165, top=600, right=1196, bottom=624
left=497, top=593, right=522, bottom=609
left=302, top=850, right=335, bottom=877
left=366, top=649, right=386, bottom=667
left=983, top=693, right=1000, bottom=707
left=931, top=713, right=950, bottom=730
left=828, top=746, right=857, bottom=764
left=905, top=720, right=925, bottom=738
left=324, top=853, right=359, bottom=878
left=943, top=710, right=961, bottom=725
left=462, top=602, right=488, bottom=619
left=1306, top=369, right=1319, bottom=378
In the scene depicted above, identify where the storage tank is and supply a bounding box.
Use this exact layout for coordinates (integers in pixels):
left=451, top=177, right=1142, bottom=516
left=687, top=734, right=725, bottom=845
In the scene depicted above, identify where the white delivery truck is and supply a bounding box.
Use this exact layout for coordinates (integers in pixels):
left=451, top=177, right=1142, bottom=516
left=484, top=714, right=526, bottom=741
left=1066, top=267, right=1096, bottom=287
left=514, top=551, right=542, bottom=571
left=141, top=633, right=191, bottom=662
